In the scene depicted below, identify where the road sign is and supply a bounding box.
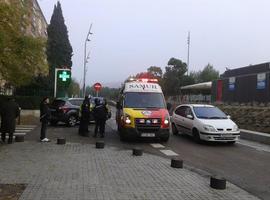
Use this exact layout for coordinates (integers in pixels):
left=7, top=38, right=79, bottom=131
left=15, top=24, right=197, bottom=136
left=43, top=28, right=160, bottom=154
left=93, top=82, right=102, bottom=92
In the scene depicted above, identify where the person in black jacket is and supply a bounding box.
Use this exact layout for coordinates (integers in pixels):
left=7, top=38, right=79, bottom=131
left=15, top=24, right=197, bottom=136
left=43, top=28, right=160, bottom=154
left=79, top=96, right=90, bottom=136
left=40, top=97, right=51, bottom=142
left=0, top=97, right=20, bottom=144
left=93, top=98, right=108, bottom=138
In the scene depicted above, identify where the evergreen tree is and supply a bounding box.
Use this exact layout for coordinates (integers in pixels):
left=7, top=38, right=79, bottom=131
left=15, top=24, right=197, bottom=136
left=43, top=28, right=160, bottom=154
left=46, top=1, right=73, bottom=94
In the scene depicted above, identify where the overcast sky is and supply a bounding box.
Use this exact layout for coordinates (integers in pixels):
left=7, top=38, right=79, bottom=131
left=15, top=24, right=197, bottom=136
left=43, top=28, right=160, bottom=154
left=38, top=0, right=270, bottom=87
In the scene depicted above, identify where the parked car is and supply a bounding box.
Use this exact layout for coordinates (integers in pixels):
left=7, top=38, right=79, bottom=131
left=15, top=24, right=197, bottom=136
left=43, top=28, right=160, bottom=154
left=49, top=98, right=82, bottom=126
left=171, top=104, right=240, bottom=144
left=49, top=97, right=111, bottom=126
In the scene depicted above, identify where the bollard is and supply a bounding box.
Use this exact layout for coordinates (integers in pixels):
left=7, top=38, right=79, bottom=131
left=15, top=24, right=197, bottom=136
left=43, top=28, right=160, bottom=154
left=210, top=176, right=226, bottom=190
left=96, top=141, right=105, bottom=149
left=132, top=148, right=143, bottom=156
left=15, top=135, right=24, bottom=142
left=171, top=158, right=183, bottom=168
left=57, top=138, right=66, bottom=145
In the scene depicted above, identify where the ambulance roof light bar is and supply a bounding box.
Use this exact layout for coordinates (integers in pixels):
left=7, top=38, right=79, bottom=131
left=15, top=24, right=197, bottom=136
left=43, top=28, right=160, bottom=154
left=127, top=78, right=158, bottom=83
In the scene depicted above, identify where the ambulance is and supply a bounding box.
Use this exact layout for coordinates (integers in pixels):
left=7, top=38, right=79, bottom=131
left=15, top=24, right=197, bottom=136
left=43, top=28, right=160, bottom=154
left=116, top=78, right=170, bottom=142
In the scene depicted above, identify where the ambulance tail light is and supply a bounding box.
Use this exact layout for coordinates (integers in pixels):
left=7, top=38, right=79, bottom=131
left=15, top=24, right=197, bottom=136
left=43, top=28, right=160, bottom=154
left=163, top=115, right=170, bottom=128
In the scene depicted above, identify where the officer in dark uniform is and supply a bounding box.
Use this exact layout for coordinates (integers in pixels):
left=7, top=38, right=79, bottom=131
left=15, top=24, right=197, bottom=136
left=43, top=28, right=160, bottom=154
left=0, top=97, right=20, bottom=144
left=93, top=98, right=108, bottom=138
left=40, top=97, right=51, bottom=142
left=79, top=96, right=90, bottom=136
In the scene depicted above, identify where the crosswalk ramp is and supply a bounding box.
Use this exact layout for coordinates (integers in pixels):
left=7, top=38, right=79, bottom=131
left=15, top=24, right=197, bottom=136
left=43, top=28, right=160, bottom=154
left=4, top=125, right=37, bottom=139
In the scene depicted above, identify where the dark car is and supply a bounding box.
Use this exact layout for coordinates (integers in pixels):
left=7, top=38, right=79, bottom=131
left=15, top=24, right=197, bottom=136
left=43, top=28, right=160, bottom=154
left=49, top=97, right=111, bottom=126
left=49, top=98, right=82, bottom=126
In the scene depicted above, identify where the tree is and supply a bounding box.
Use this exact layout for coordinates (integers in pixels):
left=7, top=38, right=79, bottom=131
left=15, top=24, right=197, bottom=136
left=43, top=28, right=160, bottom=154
left=0, top=0, right=47, bottom=87
left=67, top=78, right=80, bottom=97
left=147, top=66, right=163, bottom=79
left=46, top=1, right=73, bottom=92
left=199, top=64, right=219, bottom=82
left=162, top=58, right=188, bottom=96
left=189, top=64, right=219, bottom=83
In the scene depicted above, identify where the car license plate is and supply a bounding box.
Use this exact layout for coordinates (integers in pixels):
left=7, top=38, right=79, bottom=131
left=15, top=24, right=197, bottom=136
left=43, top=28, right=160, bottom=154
left=141, top=133, right=155, bottom=137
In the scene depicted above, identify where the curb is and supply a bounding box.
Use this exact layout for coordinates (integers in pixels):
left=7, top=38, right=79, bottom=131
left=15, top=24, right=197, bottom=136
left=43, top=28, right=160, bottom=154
left=240, top=129, right=270, bottom=145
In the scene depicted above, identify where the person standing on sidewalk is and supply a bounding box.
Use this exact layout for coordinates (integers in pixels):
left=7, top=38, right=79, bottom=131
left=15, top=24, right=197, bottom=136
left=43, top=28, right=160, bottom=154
left=0, top=97, right=20, bottom=144
left=40, top=97, right=51, bottom=142
left=93, top=98, right=108, bottom=138
left=79, top=96, right=90, bottom=136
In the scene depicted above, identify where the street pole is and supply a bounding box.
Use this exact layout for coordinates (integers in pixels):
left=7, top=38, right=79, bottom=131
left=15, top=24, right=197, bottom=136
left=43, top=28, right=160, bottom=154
left=187, top=31, right=190, bottom=75
left=82, top=23, right=93, bottom=97
left=54, top=68, right=58, bottom=98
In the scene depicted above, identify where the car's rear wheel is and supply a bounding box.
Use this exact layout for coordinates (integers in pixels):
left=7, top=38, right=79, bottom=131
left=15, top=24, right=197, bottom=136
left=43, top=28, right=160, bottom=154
left=172, top=123, right=178, bottom=135
left=67, top=115, right=77, bottom=127
left=192, top=129, right=201, bottom=143
left=50, top=120, right=58, bottom=126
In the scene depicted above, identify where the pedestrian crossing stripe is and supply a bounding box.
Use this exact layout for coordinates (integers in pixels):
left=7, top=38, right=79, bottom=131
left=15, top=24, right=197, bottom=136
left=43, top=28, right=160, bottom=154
left=159, top=150, right=179, bottom=156
left=150, top=143, right=165, bottom=148
left=15, top=130, right=31, bottom=132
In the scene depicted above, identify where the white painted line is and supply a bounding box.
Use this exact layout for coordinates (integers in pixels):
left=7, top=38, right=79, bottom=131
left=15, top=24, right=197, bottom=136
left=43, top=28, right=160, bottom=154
left=16, top=126, right=34, bottom=130
left=17, top=126, right=36, bottom=129
left=150, top=143, right=165, bottom=148
left=160, top=150, right=179, bottom=156
left=15, top=130, right=31, bottom=132
left=237, top=139, right=270, bottom=153
left=14, top=133, right=26, bottom=136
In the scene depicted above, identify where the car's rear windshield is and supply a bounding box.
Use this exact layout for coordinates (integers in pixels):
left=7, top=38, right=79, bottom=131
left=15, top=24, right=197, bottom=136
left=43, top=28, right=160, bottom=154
left=51, top=100, right=66, bottom=107
left=193, top=106, right=227, bottom=119
left=124, top=92, right=165, bottom=109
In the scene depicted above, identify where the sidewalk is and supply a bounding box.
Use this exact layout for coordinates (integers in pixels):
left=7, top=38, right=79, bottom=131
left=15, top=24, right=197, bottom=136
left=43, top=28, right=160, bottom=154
left=0, top=139, right=259, bottom=199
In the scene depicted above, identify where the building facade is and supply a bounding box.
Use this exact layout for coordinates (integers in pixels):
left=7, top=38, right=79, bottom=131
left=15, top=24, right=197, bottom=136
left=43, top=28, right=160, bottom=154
left=0, top=0, right=48, bottom=95
left=212, top=62, right=270, bottom=103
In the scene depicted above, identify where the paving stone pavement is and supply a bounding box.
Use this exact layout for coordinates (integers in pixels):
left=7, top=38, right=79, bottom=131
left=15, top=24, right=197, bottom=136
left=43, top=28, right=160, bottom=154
left=0, top=140, right=259, bottom=200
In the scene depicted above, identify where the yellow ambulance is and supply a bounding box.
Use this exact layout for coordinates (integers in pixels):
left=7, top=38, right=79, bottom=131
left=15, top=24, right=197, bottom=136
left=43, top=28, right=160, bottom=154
left=116, top=78, right=170, bottom=142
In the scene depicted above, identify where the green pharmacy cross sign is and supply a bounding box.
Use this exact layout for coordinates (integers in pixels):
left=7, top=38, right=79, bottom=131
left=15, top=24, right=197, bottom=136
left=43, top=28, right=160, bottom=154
left=54, top=68, right=72, bottom=97
left=59, top=71, right=70, bottom=82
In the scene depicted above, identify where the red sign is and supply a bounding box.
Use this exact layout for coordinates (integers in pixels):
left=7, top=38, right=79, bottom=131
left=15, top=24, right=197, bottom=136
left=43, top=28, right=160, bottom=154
left=93, top=82, right=102, bottom=92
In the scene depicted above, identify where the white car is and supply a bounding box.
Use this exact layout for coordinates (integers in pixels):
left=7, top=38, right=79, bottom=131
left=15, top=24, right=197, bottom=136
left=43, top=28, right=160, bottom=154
left=171, top=104, right=240, bottom=144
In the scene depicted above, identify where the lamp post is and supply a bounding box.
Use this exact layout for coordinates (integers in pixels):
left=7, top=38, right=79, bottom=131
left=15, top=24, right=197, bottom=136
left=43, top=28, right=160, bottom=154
left=187, top=31, right=190, bottom=75
left=82, top=23, right=93, bottom=97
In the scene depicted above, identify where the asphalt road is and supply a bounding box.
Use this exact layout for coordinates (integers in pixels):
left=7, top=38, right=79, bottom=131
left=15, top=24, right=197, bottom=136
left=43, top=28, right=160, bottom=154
left=27, top=108, right=270, bottom=200
left=103, top=108, right=270, bottom=200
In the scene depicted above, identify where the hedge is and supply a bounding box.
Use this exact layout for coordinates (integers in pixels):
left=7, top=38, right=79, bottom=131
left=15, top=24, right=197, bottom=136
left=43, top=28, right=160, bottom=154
left=0, top=95, right=49, bottom=110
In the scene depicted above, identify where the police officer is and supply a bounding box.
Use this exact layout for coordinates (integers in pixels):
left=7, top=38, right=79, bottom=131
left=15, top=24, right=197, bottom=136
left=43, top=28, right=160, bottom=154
left=40, top=97, right=51, bottom=142
left=79, top=96, right=90, bottom=136
left=0, top=97, right=20, bottom=144
left=93, top=98, right=108, bottom=138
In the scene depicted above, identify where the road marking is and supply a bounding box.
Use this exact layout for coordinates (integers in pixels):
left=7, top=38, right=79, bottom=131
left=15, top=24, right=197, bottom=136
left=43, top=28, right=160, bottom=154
left=160, top=150, right=178, bottom=156
left=14, top=133, right=26, bottom=136
left=150, top=143, right=165, bottom=148
left=15, top=129, right=31, bottom=132
left=17, top=125, right=37, bottom=128
left=16, top=128, right=33, bottom=130
left=237, top=139, right=270, bottom=153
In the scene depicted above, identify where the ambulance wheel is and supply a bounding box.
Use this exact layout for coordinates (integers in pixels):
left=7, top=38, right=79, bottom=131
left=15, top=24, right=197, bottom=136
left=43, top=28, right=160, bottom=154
left=160, top=135, right=169, bottom=142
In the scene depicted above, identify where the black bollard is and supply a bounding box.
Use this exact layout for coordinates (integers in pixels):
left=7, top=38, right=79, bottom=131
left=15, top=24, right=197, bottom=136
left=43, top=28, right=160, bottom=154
left=57, top=138, right=66, bottom=145
left=15, top=135, right=24, bottom=142
left=171, top=158, right=183, bottom=168
left=132, top=148, right=143, bottom=156
left=210, top=176, right=226, bottom=190
left=96, top=141, right=105, bottom=149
